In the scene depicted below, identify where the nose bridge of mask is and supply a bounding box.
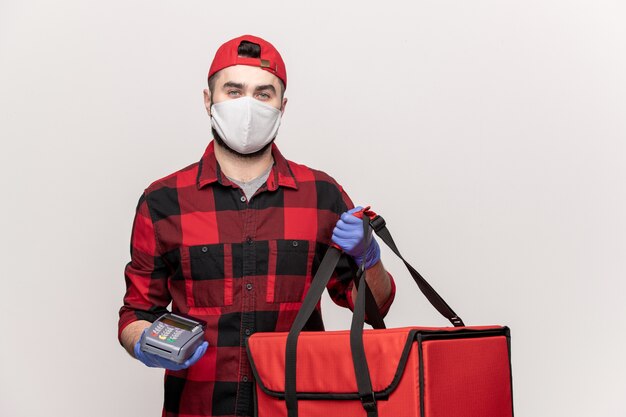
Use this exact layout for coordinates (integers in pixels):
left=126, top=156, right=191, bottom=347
left=242, top=97, right=253, bottom=145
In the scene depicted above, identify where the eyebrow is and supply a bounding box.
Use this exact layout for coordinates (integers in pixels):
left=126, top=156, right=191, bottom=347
left=222, top=81, right=244, bottom=90
left=221, top=81, right=277, bottom=94
left=254, top=84, right=276, bottom=94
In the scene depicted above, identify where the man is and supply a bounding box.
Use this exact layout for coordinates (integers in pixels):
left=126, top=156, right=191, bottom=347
left=118, top=34, right=395, bottom=417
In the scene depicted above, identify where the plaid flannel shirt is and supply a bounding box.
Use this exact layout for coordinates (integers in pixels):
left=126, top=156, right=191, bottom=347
left=118, top=141, right=395, bottom=417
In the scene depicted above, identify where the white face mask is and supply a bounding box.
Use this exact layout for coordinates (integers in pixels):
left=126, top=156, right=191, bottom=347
left=210, top=97, right=282, bottom=154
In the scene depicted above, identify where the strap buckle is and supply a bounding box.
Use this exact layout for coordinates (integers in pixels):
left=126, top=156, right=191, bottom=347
left=359, top=392, right=377, bottom=412
left=369, top=215, right=386, bottom=233
left=451, top=316, right=465, bottom=327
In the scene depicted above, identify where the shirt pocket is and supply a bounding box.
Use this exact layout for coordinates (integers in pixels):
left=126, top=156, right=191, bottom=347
left=267, top=239, right=314, bottom=303
left=180, top=243, right=234, bottom=308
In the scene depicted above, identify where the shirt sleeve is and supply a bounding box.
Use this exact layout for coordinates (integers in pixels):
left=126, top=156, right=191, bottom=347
left=118, top=193, right=172, bottom=344
left=325, top=186, right=396, bottom=321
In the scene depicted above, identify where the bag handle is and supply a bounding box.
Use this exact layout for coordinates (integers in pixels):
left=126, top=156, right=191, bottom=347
left=284, top=212, right=464, bottom=417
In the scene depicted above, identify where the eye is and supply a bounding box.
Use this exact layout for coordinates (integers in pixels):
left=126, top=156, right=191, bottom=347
left=256, top=92, right=271, bottom=100
left=227, top=90, right=242, bottom=97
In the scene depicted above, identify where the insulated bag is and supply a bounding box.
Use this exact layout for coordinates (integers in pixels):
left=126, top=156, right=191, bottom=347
left=246, top=210, right=514, bottom=417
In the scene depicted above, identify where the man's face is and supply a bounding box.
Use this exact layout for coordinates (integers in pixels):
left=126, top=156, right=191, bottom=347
left=204, top=64, right=287, bottom=115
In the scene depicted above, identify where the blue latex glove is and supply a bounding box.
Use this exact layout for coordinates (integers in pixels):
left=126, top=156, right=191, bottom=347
left=332, top=206, right=381, bottom=269
left=134, top=328, right=208, bottom=371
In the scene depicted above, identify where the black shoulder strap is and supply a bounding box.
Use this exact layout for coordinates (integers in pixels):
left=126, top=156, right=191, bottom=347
left=370, top=215, right=464, bottom=327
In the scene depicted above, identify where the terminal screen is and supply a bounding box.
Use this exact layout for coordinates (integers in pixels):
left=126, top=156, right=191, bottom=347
left=161, top=316, right=195, bottom=331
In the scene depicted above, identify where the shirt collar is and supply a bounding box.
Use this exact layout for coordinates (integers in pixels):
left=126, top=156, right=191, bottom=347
left=196, top=141, right=298, bottom=191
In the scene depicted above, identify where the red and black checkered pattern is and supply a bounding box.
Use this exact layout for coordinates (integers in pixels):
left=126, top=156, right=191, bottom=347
left=119, top=141, right=395, bottom=417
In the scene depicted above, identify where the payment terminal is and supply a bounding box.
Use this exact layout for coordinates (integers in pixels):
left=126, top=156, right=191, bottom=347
left=141, top=313, right=206, bottom=364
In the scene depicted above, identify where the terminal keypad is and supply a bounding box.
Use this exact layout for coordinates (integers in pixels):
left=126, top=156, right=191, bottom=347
left=151, top=324, right=183, bottom=343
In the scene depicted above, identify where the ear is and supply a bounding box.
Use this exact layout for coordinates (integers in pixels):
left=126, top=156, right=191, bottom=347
left=203, top=89, right=212, bottom=116
left=280, top=97, right=288, bottom=115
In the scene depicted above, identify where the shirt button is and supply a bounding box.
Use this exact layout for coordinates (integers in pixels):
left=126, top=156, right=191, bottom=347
left=292, top=240, right=299, bottom=247
left=242, top=376, right=249, bottom=382
left=244, top=328, right=251, bottom=336
left=240, top=196, right=246, bottom=202
left=201, top=246, right=208, bottom=253
left=246, top=283, right=253, bottom=291
left=246, top=236, right=253, bottom=244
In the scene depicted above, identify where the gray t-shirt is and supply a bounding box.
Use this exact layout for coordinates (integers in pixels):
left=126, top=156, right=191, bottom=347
left=226, top=163, right=273, bottom=201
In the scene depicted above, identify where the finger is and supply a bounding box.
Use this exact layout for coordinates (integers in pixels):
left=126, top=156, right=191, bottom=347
left=181, top=358, right=193, bottom=369
left=347, top=206, right=363, bottom=214
left=186, top=342, right=208, bottom=367
left=134, top=344, right=155, bottom=367
left=341, top=212, right=363, bottom=223
left=333, top=230, right=362, bottom=243
left=145, top=353, right=160, bottom=368
left=160, top=357, right=182, bottom=371
left=334, top=220, right=357, bottom=232
left=167, top=362, right=183, bottom=371
left=182, top=356, right=198, bottom=369
left=333, top=224, right=353, bottom=234
left=197, top=342, right=209, bottom=360
left=195, top=342, right=208, bottom=359
left=333, top=226, right=362, bottom=239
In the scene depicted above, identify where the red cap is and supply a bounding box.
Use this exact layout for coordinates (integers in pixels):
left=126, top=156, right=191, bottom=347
left=208, top=35, right=287, bottom=88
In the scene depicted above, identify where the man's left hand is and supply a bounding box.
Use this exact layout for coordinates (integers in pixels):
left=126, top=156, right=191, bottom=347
left=332, top=206, right=381, bottom=269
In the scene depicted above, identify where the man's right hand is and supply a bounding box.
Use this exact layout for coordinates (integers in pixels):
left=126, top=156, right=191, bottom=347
left=133, top=328, right=208, bottom=371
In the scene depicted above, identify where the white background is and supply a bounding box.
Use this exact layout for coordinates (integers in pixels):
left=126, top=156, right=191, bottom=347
left=1, top=1, right=625, bottom=416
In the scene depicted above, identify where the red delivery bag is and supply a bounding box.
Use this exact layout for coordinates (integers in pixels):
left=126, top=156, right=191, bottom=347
left=246, top=210, right=514, bottom=417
